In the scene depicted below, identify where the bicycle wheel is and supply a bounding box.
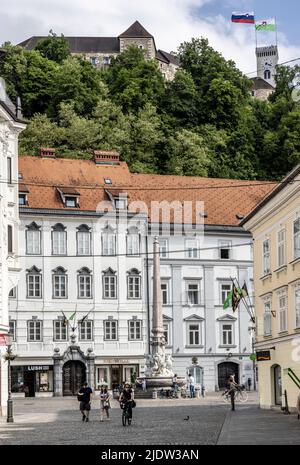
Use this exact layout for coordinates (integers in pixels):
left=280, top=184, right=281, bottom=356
left=222, top=391, right=230, bottom=403
left=238, top=391, right=248, bottom=403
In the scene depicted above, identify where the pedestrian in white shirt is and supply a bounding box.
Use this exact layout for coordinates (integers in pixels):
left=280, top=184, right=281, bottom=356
left=188, top=373, right=195, bottom=398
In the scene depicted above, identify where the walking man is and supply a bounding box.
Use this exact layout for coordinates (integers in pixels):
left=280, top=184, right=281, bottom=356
left=228, top=375, right=238, bottom=411
left=78, top=381, right=93, bottom=422
left=188, top=373, right=195, bottom=398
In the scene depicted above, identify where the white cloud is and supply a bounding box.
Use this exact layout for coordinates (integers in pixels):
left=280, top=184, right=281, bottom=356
left=1, top=0, right=299, bottom=75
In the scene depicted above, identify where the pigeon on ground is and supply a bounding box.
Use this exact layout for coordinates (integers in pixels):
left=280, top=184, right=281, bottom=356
left=184, top=416, right=190, bottom=421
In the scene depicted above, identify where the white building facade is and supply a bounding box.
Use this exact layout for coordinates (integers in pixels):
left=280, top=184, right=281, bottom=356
left=10, top=152, right=272, bottom=396
left=0, top=77, right=25, bottom=415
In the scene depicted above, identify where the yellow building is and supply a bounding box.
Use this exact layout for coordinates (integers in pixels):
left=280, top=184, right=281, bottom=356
left=242, top=165, right=300, bottom=410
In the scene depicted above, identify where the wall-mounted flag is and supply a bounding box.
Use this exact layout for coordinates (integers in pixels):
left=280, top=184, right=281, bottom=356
left=255, top=19, right=276, bottom=32
left=232, top=12, right=255, bottom=24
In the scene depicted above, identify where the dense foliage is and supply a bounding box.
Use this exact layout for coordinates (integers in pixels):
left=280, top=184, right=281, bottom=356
left=1, top=33, right=300, bottom=180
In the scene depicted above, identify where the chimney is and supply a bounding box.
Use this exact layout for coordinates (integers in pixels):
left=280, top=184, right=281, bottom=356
left=40, top=147, right=56, bottom=158
left=93, top=150, right=120, bottom=165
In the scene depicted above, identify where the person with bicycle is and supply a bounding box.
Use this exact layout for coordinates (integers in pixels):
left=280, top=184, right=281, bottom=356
left=228, top=375, right=238, bottom=411
left=119, top=382, right=134, bottom=422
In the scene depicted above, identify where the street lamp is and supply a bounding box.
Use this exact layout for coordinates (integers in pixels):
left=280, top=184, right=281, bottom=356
left=4, top=332, right=15, bottom=423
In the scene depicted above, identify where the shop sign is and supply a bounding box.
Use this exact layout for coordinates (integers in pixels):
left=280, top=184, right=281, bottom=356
left=256, top=351, right=271, bottom=362
left=101, top=359, right=140, bottom=365
left=27, top=365, right=53, bottom=371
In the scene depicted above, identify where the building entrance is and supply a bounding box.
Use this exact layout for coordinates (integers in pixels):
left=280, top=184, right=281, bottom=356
left=218, top=362, right=239, bottom=389
left=63, top=361, right=86, bottom=396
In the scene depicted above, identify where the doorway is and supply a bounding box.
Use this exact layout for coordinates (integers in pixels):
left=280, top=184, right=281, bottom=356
left=187, top=366, right=203, bottom=385
left=273, top=365, right=282, bottom=406
left=111, top=365, right=122, bottom=390
left=23, top=370, right=35, bottom=397
left=218, top=362, right=239, bottom=389
left=63, top=361, right=86, bottom=396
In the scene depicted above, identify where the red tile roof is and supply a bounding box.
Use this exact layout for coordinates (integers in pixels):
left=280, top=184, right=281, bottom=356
left=18, top=156, right=275, bottom=226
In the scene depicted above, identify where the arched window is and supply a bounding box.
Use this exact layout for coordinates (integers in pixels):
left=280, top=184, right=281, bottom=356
left=78, top=267, right=92, bottom=299
left=26, top=222, right=41, bottom=255
left=52, top=266, right=68, bottom=299
left=77, top=224, right=91, bottom=255
left=264, top=70, right=271, bottom=80
left=102, top=268, right=117, bottom=299
left=52, top=223, right=67, bottom=255
left=127, top=269, right=141, bottom=299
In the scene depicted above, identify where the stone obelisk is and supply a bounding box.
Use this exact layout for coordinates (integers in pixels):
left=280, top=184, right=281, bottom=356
left=152, top=236, right=165, bottom=356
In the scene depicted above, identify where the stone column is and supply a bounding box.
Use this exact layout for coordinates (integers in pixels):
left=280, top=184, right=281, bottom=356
left=152, top=237, right=164, bottom=355
left=86, top=349, right=95, bottom=389
left=53, top=349, right=63, bottom=397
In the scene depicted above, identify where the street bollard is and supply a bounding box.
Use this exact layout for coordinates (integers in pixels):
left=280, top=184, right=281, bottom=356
left=152, top=388, right=157, bottom=399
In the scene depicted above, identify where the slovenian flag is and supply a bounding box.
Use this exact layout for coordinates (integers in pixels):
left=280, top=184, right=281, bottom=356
left=232, top=12, right=255, bottom=24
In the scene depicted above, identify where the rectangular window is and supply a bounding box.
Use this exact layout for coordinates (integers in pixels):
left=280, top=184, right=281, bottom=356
left=128, top=320, right=142, bottom=340
left=163, top=323, right=170, bottom=345
left=264, top=301, right=272, bottom=336
left=127, top=234, right=140, bottom=256
left=9, top=320, right=16, bottom=341
left=159, top=239, right=168, bottom=258
left=27, top=320, right=42, bottom=341
left=78, top=275, right=92, bottom=299
left=103, top=275, right=117, bottom=299
left=53, top=320, right=67, bottom=341
left=77, top=232, right=91, bottom=255
left=104, top=321, right=118, bottom=341
left=79, top=321, right=93, bottom=341
left=294, top=219, right=300, bottom=260
left=295, top=290, right=300, bottom=329
left=222, top=324, right=233, bottom=345
left=8, top=225, right=13, bottom=254
left=19, top=194, right=27, bottom=205
left=26, top=229, right=41, bottom=255
left=185, top=240, right=199, bottom=259
left=52, top=231, right=67, bottom=255
left=263, top=240, right=270, bottom=275
left=7, top=157, right=12, bottom=184
left=161, top=281, right=169, bottom=305
left=188, top=323, right=200, bottom=346
left=128, top=276, right=141, bottom=299
left=277, top=229, right=286, bottom=268
left=27, top=274, right=42, bottom=298
left=219, top=241, right=231, bottom=260
left=53, top=274, right=67, bottom=299
left=221, top=283, right=232, bottom=305
left=65, top=196, right=77, bottom=208
left=102, top=234, right=116, bottom=256
left=186, top=282, right=200, bottom=305
left=279, top=294, right=287, bottom=332
left=9, top=287, right=16, bottom=299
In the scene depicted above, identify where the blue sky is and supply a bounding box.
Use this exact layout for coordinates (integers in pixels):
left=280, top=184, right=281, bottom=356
left=1, top=0, right=299, bottom=74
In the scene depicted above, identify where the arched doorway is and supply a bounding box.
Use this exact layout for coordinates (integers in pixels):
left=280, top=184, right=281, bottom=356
left=218, top=362, right=239, bottom=389
left=63, top=361, right=86, bottom=396
left=272, top=365, right=282, bottom=406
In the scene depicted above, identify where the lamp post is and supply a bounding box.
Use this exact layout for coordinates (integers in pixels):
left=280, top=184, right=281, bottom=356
left=4, top=332, right=15, bottom=423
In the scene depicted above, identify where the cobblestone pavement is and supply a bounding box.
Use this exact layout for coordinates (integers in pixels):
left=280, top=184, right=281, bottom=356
left=0, top=393, right=299, bottom=445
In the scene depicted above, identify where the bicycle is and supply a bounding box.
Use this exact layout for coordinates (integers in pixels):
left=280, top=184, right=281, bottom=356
left=121, top=401, right=132, bottom=426
left=222, top=385, right=248, bottom=404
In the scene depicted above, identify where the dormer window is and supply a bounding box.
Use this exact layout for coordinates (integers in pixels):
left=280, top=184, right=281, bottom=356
left=19, top=184, right=29, bottom=206
left=19, top=193, right=27, bottom=206
left=57, top=187, right=80, bottom=208
left=104, top=178, right=112, bottom=185
left=115, top=197, right=127, bottom=210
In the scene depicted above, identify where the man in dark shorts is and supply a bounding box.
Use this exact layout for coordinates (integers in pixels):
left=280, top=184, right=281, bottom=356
left=78, top=382, right=93, bottom=422
left=119, top=382, right=134, bottom=419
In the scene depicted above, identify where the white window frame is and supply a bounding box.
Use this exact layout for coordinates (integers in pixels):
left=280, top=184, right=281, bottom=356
left=186, top=281, right=200, bottom=305
left=9, top=320, right=16, bottom=341
left=27, top=320, right=42, bottom=342
left=185, top=239, right=199, bottom=259
left=263, top=300, right=272, bottom=336
left=103, top=270, right=117, bottom=299
left=161, top=280, right=169, bottom=305
left=52, top=269, right=67, bottom=299
left=104, top=320, right=118, bottom=341
left=79, top=320, right=93, bottom=341
left=159, top=238, right=168, bottom=258
left=295, top=288, right=300, bottom=329
left=263, top=239, right=270, bottom=275
left=221, top=323, right=234, bottom=346
left=77, top=227, right=91, bottom=255
left=53, top=320, right=68, bottom=341
left=127, top=270, right=141, bottom=299
left=277, top=229, right=286, bottom=268
left=128, top=320, right=142, bottom=341
left=52, top=225, right=67, bottom=255
left=163, top=321, right=171, bottom=346
left=27, top=269, right=42, bottom=299
left=102, top=230, right=116, bottom=256
left=187, top=322, right=202, bottom=346
left=78, top=269, right=92, bottom=299
left=219, top=241, right=232, bottom=260
left=294, top=218, right=300, bottom=260
left=279, top=292, right=288, bottom=332
left=126, top=233, right=140, bottom=256
left=220, top=282, right=232, bottom=305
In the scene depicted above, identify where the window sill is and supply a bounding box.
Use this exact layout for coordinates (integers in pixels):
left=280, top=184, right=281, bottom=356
left=290, top=257, right=300, bottom=268
left=274, top=265, right=287, bottom=274
left=260, top=273, right=272, bottom=281
left=278, top=330, right=289, bottom=335
left=263, top=334, right=273, bottom=338
left=218, top=345, right=237, bottom=349
left=185, top=345, right=204, bottom=349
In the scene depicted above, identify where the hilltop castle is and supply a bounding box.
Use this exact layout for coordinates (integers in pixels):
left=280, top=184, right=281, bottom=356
left=18, top=20, right=180, bottom=81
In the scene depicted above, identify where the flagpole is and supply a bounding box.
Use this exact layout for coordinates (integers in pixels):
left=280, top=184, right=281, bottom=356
left=275, top=16, right=278, bottom=47
left=232, top=276, right=255, bottom=323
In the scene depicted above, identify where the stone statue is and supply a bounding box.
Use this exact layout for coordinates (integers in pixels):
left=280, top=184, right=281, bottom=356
left=165, top=354, right=173, bottom=374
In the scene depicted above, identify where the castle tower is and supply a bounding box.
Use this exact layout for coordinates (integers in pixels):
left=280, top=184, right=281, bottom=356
left=256, top=45, right=279, bottom=88
left=118, top=20, right=156, bottom=59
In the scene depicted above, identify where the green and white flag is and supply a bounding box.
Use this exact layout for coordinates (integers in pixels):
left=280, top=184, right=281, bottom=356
left=69, top=311, right=76, bottom=321
left=255, top=19, right=276, bottom=32
left=223, top=291, right=233, bottom=310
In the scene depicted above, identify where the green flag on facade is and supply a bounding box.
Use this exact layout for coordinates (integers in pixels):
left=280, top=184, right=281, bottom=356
left=69, top=312, right=76, bottom=321
left=223, top=291, right=233, bottom=309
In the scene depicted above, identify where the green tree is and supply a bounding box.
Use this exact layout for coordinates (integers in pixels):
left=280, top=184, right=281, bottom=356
left=35, top=30, right=70, bottom=63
